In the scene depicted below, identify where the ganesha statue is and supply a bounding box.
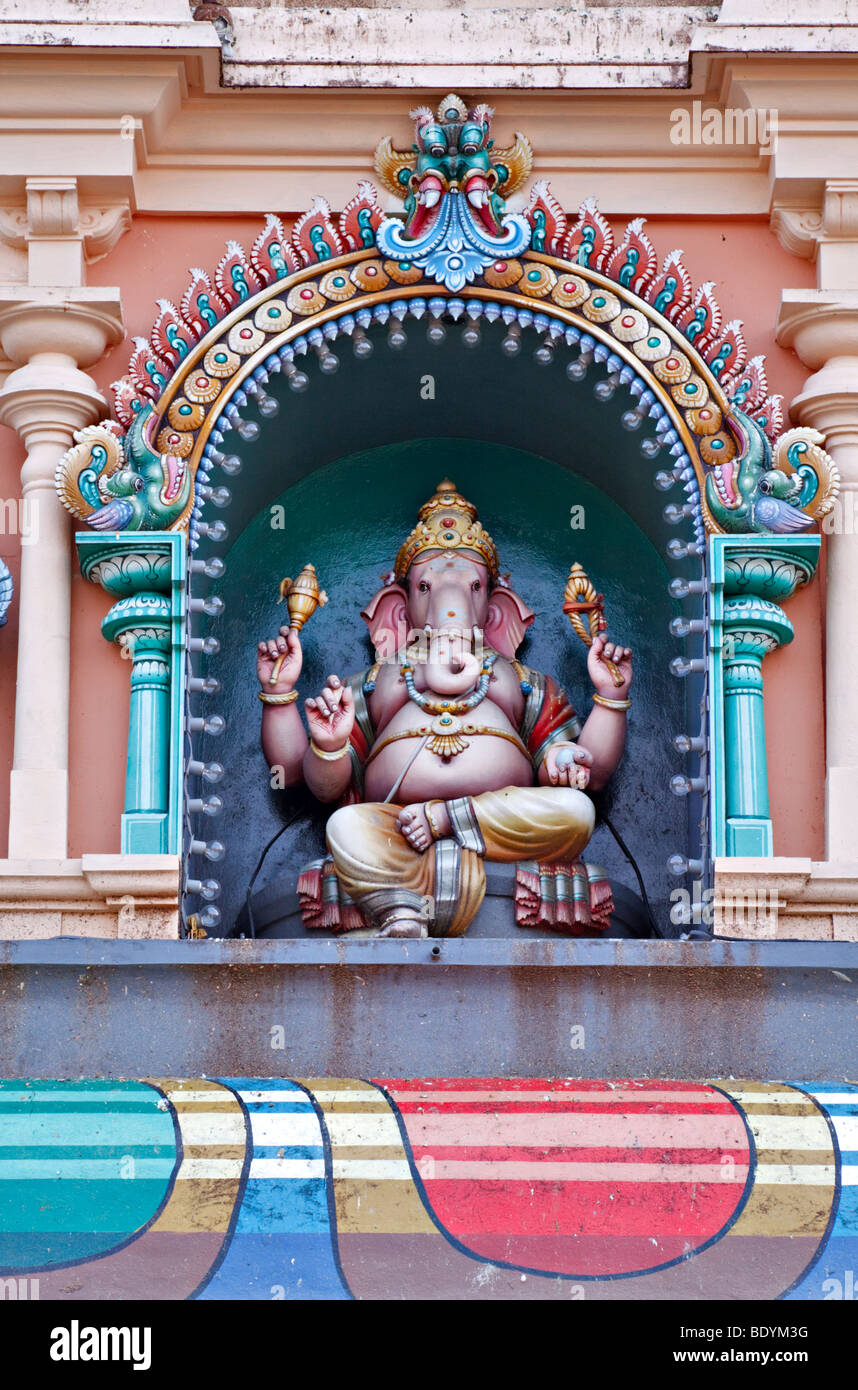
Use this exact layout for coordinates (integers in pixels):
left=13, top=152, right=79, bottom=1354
left=257, top=480, right=632, bottom=939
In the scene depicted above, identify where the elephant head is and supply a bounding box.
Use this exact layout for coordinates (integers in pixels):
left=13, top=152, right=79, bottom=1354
left=362, top=552, right=534, bottom=693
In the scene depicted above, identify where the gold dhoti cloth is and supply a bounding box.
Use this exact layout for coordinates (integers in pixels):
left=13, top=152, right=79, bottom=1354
left=325, top=784, right=596, bottom=937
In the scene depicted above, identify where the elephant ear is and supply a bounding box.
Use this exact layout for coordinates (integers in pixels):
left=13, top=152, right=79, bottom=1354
left=484, top=586, right=535, bottom=659
left=360, top=583, right=409, bottom=662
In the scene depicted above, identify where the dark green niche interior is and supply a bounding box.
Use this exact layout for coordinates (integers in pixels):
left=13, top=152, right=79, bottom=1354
left=199, top=436, right=690, bottom=936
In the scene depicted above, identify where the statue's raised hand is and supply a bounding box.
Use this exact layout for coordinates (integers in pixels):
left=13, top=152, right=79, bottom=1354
left=588, top=634, right=632, bottom=698
left=257, top=626, right=302, bottom=693
left=305, top=675, right=355, bottom=752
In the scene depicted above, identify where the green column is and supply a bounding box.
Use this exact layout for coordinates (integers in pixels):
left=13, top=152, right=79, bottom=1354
left=722, top=596, right=793, bottom=856
left=709, top=537, right=820, bottom=860
left=77, top=540, right=184, bottom=856
left=103, top=596, right=172, bottom=852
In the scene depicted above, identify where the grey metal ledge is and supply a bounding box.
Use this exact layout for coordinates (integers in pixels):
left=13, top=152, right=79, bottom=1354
left=2, top=936, right=858, bottom=969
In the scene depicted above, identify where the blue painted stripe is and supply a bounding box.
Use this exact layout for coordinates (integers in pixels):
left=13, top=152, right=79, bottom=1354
left=195, top=1079, right=348, bottom=1300
left=249, top=1144, right=324, bottom=1161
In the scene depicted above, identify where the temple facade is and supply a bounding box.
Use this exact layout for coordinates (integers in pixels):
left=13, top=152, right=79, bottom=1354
left=1, top=0, right=857, bottom=1303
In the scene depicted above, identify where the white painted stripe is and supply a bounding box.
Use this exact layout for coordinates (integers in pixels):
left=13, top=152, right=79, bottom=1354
left=248, top=1157, right=325, bottom=1179
left=755, top=1165, right=836, bottom=1185
left=841, top=1166, right=858, bottom=1185
left=331, top=1160, right=414, bottom=1179
left=828, top=1117, right=858, bottom=1148
left=420, top=1161, right=749, bottom=1183
left=325, top=1113, right=403, bottom=1146
left=238, top=1090, right=312, bottom=1106
left=309, top=1091, right=386, bottom=1104
left=809, top=1093, right=858, bottom=1106
left=748, top=1115, right=831, bottom=1148
left=248, top=1114, right=322, bottom=1146
left=727, top=1091, right=812, bottom=1105
left=176, top=1158, right=244, bottom=1179
left=175, top=1113, right=246, bottom=1145
left=160, top=1090, right=236, bottom=1105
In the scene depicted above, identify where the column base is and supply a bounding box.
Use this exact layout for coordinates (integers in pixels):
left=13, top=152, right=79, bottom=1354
left=0, top=855, right=180, bottom=939
left=714, top=857, right=858, bottom=941
left=8, top=769, right=68, bottom=861
left=726, top=817, right=773, bottom=857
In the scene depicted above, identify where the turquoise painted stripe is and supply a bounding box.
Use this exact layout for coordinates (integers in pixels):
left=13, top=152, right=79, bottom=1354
left=0, top=1115, right=172, bottom=1146
left=0, top=1092, right=162, bottom=1106
left=0, top=1160, right=176, bottom=1180
left=0, top=1081, right=154, bottom=1094
left=0, top=1106, right=166, bottom=1116
left=0, top=1145, right=172, bottom=1161
left=0, top=1180, right=174, bottom=1237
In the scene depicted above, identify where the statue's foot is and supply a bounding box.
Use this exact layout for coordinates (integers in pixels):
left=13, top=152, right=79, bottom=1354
left=376, top=910, right=428, bottom=939
left=396, top=800, right=451, bottom=853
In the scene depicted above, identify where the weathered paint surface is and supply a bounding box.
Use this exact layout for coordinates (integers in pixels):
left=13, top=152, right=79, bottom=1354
left=0, top=1077, right=855, bottom=1300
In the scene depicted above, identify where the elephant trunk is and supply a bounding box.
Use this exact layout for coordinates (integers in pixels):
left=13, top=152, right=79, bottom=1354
left=423, top=626, right=482, bottom=695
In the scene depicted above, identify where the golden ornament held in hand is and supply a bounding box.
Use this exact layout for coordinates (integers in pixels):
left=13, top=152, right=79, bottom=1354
left=269, top=563, right=328, bottom=684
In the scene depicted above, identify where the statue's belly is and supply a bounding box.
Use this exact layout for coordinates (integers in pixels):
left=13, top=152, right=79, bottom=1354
left=363, top=701, right=533, bottom=804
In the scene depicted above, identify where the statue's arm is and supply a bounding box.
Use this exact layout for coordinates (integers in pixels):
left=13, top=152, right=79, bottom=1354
left=302, top=677, right=356, bottom=803
left=574, top=704, right=627, bottom=791
left=258, top=628, right=307, bottom=787
left=575, top=635, right=632, bottom=790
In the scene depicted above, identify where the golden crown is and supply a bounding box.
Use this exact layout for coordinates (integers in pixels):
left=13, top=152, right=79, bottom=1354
left=394, top=479, right=499, bottom=583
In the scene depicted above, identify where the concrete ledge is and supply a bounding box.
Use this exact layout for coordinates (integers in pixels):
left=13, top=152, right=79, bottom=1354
left=2, top=935, right=857, bottom=1078
left=0, top=856, right=180, bottom=939
left=713, top=856, right=858, bottom=940
left=2, top=935, right=858, bottom=967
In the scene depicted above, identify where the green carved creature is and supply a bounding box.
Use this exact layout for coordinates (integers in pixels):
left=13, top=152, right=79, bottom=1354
left=56, top=403, right=193, bottom=533
left=704, top=408, right=839, bottom=535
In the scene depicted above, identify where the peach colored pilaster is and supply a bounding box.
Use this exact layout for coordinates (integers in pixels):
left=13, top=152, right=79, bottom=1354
left=776, top=291, right=858, bottom=863
left=0, top=175, right=123, bottom=858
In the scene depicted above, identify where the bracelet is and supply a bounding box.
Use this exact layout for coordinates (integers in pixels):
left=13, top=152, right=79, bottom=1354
left=259, top=689, right=298, bottom=705
left=593, top=693, right=631, bottom=711
left=309, top=737, right=351, bottom=762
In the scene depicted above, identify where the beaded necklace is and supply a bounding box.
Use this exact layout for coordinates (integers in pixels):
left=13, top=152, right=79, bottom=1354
left=400, top=650, right=497, bottom=715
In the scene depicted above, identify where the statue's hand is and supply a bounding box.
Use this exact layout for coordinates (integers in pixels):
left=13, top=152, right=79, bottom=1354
left=545, top=742, right=593, bottom=789
left=257, top=627, right=302, bottom=692
left=305, top=675, right=355, bottom=751
left=588, top=634, right=632, bottom=698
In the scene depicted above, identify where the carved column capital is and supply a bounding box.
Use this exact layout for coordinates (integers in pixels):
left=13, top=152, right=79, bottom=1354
left=771, top=179, right=858, bottom=287
left=0, top=177, right=131, bottom=285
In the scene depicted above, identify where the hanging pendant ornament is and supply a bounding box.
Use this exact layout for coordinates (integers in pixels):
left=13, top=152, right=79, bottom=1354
left=426, top=712, right=471, bottom=760
left=562, top=562, right=625, bottom=687
left=269, top=562, right=328, bottom=685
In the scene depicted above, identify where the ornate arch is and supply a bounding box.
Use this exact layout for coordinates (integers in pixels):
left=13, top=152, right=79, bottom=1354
left=57, top=96, right=838, bottom=544
left=58, top=96, right=837, bottom=924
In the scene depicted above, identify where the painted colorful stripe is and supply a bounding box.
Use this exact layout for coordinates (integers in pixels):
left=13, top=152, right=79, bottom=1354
left=195, top=1079, right=348, bottom=1300
left=0, top=1078, right=852, bottom=1300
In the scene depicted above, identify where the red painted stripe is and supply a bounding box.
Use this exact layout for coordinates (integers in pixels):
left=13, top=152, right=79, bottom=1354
left=421, top=1179, right=741, bottom=1238
left=392, top=1101, right=737, bottom=1116
left=378, top=1078, right=715, bottom=1093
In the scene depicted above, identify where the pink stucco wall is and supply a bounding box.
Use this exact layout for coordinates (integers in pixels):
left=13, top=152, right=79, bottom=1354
left=0, top=213, right=821, bottom=860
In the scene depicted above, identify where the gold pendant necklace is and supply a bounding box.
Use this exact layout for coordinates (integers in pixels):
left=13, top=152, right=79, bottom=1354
left=426, top=712, right=470, bottom=759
